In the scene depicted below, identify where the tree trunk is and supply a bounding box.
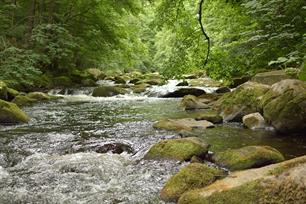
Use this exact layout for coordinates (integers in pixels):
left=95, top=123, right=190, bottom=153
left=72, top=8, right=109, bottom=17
left=198, top=0, right=210, bottom=66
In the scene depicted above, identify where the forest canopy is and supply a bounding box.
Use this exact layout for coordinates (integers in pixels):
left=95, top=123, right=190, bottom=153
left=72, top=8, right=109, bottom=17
left=0, top=0, right=305, bottom=87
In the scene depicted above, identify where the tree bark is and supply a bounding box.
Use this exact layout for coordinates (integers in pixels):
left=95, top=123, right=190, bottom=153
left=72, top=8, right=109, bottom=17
left=198, top=0, right=210, bottom=66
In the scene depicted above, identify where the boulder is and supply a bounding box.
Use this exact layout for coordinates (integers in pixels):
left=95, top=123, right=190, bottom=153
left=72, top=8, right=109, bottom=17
left=153, top=118, right=214, bottom=132
left=86, top=68, right=106, bottom=80
left=251, top=70, right=298, bottom=85
left=162, top=88, right=206, bottom=98
left=214, top=82, right=270, bottom=122
left=181, top=95, right=209, bottom=110
left=136, top=78, right=165, bottom=86
left=229, top=76, right=250, bottom=88
left=12, top=95, right=37, bottom=107
left=27, top=92, right=54, bottom=101
left=0, top=81, right=8, bottom=101
left=178, top=155, right=306, bottom=204
left=198, top=93, right=222, bottom=104
left=144, top=137, right=210, bottom=161
left=7, top=88, right=19, bottom=101
left=194, top=111, right=223, bottom=124
left=215, top=86, right=231, bottom=94
left=129, top=78, right=141, bottom=84
left=161, top=163, right=225, bottom=202
left=261, top=79, right=306, bottom=133
left=242, top=112, right=267, bottom=129
left=0, top=99, right=30, bottom=124
left=131, top=83, right=150, bottom=94
left=92, top=86, right=126, bottom=97
left=177, top=81, right=189, bottom=86
left=53, top=76, right=73, bottom=87
left=188, top=78, right=223, bottom=87
left=73, top=142, right=134, bottom=154
left=114, top=76, right=126, bottom=84
left=212, top=146, right=285, bottom=171
left=81, top=79, right=96, bottom=87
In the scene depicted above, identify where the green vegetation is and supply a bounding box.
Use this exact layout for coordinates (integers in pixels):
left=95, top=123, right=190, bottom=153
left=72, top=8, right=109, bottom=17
left=0, top=0, right=305, bottom=88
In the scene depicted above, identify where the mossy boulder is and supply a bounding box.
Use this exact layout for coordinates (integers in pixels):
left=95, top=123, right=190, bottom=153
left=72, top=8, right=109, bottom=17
left=251, top=70, right=298, bottom=85
left=215, top=86, right=231, bottom=94
left=81, top=79, right=97, bottom=87
left=229, top=76, right=250, bottom=88
left=132, top=83, right=150, bottom=93
left=92, top=86, right=126, bottom=97
left=0, top=99, right=30, bottom=124
left=194, top=111, right=223, bottom=124
left=12, top=95, right=37, bottom=107
left=136, top=78, right=165, bottom=86
left=7, top=88, right=19, bottom=101
left=0, top=81, right=8, bottom=101
left=188, top=78, right=222, bottom=87
left=261, top=79, right=306, bottom=133
left=242, top=112, right=267, bottom=129
left=144, top=137, right=210, bottom=161
left=181, top=95, right=209, bottom=110
left=86, top=68, right=106, bottom=80
left=162, top=88, right=206, bottom=98
left=114, top=76, right=126, bottom=84
left=153, top=118, right=214, bottom=132
left=214, top=82, right=270, bottom=122
left=161, top=163, right=226, bottom=202
left=212, top=146, right=285, bottom=171
left=53, top=76, right=73, bottom=87
left=178, top=155, right=306, bottom=204
left=27, top=92, right=59, bottom=101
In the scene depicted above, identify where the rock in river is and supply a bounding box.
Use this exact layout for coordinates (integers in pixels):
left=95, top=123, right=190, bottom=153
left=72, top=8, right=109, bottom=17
left=212, top=146, right=285, bottom=171
left=242, top=112, right=267, bottom=129
left=178, top=155, right=306, bottom=204
left=0, top=99, right=30, bottom=124
left=92, top=86, right=126, bottom=97
left=181, top=95, right=209, bottom=110
left=161, top=163, right=226, bottom=202
left=161, top=88, right=206, bottom=98
left=153, top=118, right=214, bottom=132
left=144, top=137, right=210, bottom=161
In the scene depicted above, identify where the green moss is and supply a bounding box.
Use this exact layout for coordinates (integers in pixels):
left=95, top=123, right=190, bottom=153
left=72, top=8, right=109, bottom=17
left=0, top=99, right=30, bottom=124
left=7, top=88, right=20, bottom=101
left=0, top=81, right=8, bottom=101
left=213, top=146, right=285, bottom=171
left=178, top=180, right=262, bottom=204
left=144, top=137, right=210, bottom=161
left=53, top=76, right=73, bottom=87
left=27, top=92, right=52, bottom=101
left=92, top=86, right=126, bottom=97
left=12, top=95, right=37, bottom=107
left=161, top=163, right=226, bottom=202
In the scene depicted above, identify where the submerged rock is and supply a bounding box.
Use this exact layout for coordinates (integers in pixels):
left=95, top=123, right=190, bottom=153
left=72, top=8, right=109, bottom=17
left=153, top=118, right=214, bottom=132
left=181, top=95, right=209, bottom=110
left=214, top=82, right=270, bottom=122
left=251, top=70, right=298, bottom=85
left=92, top=86, right=126, bottom=97
left=73, top=143, right=134, bottom=154
left=161, top=88, right=206, bottom=98
left=144, top=137, right=210, bottom=161
left=0, top=99, right=30, bottom=124
left=261, top=79, right=306, bottom=133
left=212, top=146, right=285, bottom=171
left=178, top=155, right=306, bottom=204
left=161, top=163, right=225, bottom=202
left=242, top=112, right=267, bottom=129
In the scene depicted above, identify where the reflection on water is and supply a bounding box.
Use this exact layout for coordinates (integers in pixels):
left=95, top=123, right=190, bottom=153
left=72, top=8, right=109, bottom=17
left=0, top=94, right=305, bottom=203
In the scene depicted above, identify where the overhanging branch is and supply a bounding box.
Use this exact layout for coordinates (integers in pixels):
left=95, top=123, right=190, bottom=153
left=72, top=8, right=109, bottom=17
left=198, top=0, right=210, bottom=66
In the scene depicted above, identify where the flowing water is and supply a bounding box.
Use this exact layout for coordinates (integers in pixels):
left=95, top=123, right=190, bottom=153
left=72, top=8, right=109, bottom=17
left=0, top=81, right=305, bottom=204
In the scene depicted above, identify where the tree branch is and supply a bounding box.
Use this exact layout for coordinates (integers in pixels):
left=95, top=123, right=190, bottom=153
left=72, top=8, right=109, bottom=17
left=198, top=0, right=210, bottom=66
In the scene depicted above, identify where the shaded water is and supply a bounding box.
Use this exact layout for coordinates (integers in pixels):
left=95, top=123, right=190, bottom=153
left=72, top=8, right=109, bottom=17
left=0, top=90, right=305, bottom=203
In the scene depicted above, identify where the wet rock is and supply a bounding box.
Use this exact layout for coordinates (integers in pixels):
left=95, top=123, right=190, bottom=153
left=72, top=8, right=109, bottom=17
left=12, top=95, right=37, bottom=107
left=251, top=70, right=298, bottom=85
left=7, top=88, right=19, bottom=101
left=178, top=155, right=306, bottom=204
left=194, top=111, right=223, bottom=124
left=212, top=146, right=285, bottom=171
left=81, top=79, right=96, bottom=87
left=132, top=83, right=150, bottom=93
left=229, top=76, right=250, bottom=88
left=214, top=82, right=270, bottom=122
left=182, top=74, right=197, bottom=79
left=181, top=95, right=209, bottom=110
left=160, top=163, right=226, bottom=202
left=136, top=78, right=165, bottom=86
left=153, top=118, right=214, bottom=132
left=92, top=86, right=126, bottom=97
left=188, top=78, right=223, bottom=87
left=198, top=93, right=222, bottom=104
left=114, top=76, right=126, bottom=84
left=0, top=81, right=8, bottom=101
left=261, top=79, right=306, bottom=133
left=215, top=86, right=231, bottom=94
left=144, top=137, right=210, bottom=161
left=27, top=92, right=55, bottom=101
left=243, top=112, right=267, bottom=129
left=161, top=88, right=206, bottom=98
left=129, top=78, right=141, bottom=84
left=177, top=81, right=189, bottom=86
left=74, top=143, right=134, bottom=154
left=0, top=99, right=30, bottom=124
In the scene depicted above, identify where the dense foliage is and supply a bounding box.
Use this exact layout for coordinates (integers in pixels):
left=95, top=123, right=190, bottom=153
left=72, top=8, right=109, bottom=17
left=0, top=0, right=305, bottom=86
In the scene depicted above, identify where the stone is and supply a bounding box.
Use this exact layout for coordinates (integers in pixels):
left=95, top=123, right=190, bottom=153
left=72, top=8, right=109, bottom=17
left=181, top=95, right=209, bottom=110
left=242, top=112, right=267, bottom=129
left=178, top=155, right=306, bottom=204
left=215, top=86, right=231, bottom=94
left=12, top=95, right=37, bottom=107
left=161, top=88, right=206, bottom=98
left=53, top=76, right=73, bottom=87
left=261, top=79, right=306, bottom=133
left=177, top=81, right=189, bottom=86
left=81, top=79, right=96, bottom=87
left=86, top=68, right=106, bottom=80
left=92, top=86, right=126, bottom=97
left=6, top=88, right=19, bottom=101
left=229, top=76, right=250, bottom=88
left=114, top=76, right=126, bottom=84
left=132, top=83, right=150, bottom=93
left=144, top=137, right=210, bottom=161
left=0, top=99, right=30, bottom=124
left=194, top=111, right=223, bottom=124
left=27, top=92, right=53, bottom=101
left=160, top=163, right=226, bottom=202
left=73, top=142, right=134, bottom=154
left=153, top=118, right=214, bottom=132
left=188, top=78, right=223, bottom=87
left=251, top=70, right=298, bottom=85
left=214, top=82, right=270, bottom=122
left=0, top=81, right=8, bottom=101
left=212, top=146, right=285, bottom=171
